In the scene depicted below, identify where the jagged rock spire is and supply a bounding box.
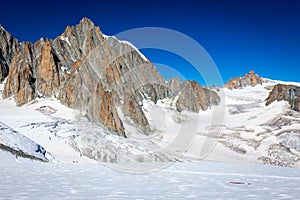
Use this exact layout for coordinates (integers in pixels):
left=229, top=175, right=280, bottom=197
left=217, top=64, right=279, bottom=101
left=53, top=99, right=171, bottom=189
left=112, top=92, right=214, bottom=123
left=224, top=70, right=263, bottom=89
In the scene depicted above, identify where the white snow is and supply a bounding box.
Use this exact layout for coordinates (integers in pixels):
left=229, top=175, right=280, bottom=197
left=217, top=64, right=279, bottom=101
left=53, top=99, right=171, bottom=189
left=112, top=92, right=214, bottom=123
left=0, top=158, right=300, bottom=199
left=0, top=79, right=299, bottom=166
left=0, top=92, right=169, bottom=163
left=1, top=78, right=300, bottom=198
left=60, top=66, right=71, bottom=74
left=119, top=40, right=149, bottom=61
left=263, top=77, right=300, bottom=87
left=0, top=94, right=94, bottom=163
left=0, top=25, right=6, bottom=31
left=0, top=121, right=47, bottom=161
left=102, top=33, right=110, bottom=39
left=131, top=81, right=300, bottom=167
left=102, top=34, right=149, bottom=62
left=59, top=36, right=71, bottom=46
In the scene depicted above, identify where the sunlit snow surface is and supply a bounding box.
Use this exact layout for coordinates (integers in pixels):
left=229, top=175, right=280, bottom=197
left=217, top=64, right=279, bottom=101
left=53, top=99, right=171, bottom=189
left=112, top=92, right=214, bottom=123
left=1, top=79, right=300, bottom=199
left=1, top=151, right=300, bottom=199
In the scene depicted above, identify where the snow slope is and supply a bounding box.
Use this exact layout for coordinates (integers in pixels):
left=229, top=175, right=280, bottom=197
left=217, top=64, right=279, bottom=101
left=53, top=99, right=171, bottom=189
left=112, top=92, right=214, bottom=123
left=0, top=80, right=300, bottom=167
left=0, top=121, right=47, bottom=162
left=0, top=87, right=169, bottom=164
left=0, top=78, right=94, bottom=163
left=1, top=79, right=300, bottom=198
left=1, top=79, right=300, bottom=167
left=1, top=157, right=300, bottom=199
left=138, top=80, right=300, bottom=167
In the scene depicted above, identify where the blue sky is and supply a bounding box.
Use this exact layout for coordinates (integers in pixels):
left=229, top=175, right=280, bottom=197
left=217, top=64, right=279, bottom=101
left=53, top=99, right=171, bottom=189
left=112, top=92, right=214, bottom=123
left=1, top=0, right=299, bottom=85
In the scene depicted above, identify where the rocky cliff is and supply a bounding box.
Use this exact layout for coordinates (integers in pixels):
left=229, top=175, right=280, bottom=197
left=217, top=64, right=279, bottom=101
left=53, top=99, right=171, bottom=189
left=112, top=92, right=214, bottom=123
left=0, top=25, right=19, bottom=82
left=265, top=84, right=300, bottom=111
left=224, top=70, right=263, bottom=89
left=0, top=18, right=220, bottom=137
left=181, top=81, right=220, bottom=112
left=2, top=42, right=36, bottom=106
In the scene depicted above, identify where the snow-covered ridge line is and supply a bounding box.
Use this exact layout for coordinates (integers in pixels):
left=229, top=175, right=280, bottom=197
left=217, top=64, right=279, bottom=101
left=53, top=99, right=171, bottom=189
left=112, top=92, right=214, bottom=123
left=0, top=24, right=7, bottom=32
left=263, top=77, right=300, bottom=87
left=119, top=40, right=149, bottom=62
left=102, top=34, right=149, bottom=62
left=59, top=36, right=71, bottom=46
left=0, top=121, right=48, bottom=162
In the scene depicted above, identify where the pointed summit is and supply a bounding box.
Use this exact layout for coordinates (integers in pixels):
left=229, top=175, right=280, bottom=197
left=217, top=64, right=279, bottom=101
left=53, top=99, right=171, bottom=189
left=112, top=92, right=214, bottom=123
left=1, top=18, right=221, bottom=139
left=60, top=17, right=102, bottom=42
left=224, top=70, right=263, bottom=89
left=76, top=17, right=98, bottom=32
left=79, top=17, right=95, bottom=26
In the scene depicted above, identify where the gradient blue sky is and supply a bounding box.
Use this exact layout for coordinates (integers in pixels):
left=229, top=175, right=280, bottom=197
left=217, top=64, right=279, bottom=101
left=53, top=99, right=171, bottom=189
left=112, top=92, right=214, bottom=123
left=1, top=0, right=299, bottom=85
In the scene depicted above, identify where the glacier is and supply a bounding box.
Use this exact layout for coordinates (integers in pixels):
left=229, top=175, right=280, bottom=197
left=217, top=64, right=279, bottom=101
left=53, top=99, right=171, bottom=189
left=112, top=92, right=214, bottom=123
left=1, top=150, right=300, bottom=199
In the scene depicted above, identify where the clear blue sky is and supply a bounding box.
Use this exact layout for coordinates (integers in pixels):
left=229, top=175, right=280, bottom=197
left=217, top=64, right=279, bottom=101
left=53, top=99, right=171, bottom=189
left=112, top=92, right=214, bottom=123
left=1, top=0, right=299, bottom=85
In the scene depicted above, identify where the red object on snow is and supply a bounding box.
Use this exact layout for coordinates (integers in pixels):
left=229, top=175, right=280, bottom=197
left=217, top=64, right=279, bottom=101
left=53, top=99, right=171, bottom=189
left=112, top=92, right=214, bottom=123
left=228, top=182, right=251, bottom=185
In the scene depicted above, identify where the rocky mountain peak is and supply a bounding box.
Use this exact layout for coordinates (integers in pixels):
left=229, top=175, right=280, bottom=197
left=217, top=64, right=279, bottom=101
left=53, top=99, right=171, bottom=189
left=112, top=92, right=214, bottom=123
left=0, top=18, right=221, bottom=137
left=61, top=26, right=72, bottom=38
left=79, top=17, right=95, bottom=28
left=224, top=70, right=263, bottom=89
left=0, top=25, right=20, bottom=82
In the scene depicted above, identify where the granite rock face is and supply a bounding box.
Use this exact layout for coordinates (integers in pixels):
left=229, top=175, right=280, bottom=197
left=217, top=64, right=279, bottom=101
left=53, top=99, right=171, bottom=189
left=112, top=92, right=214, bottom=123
left=37, top=40, right=60, bottom=97
left=224, top=70, right=263, bottom=89
left=2, top=42, right=35, bottom=106
left=0, top=50, right=9, bottom=83
left=0, top=25, right=19, bottom=82
left=166, top=78, right=220, bottom=113
left=0, top=18, right=220, bottom=136
left=176, top=80, right=220, bottom=112
left=266, top=84, right=300, bottom=112
left=167, top=78, right=181, bottom=97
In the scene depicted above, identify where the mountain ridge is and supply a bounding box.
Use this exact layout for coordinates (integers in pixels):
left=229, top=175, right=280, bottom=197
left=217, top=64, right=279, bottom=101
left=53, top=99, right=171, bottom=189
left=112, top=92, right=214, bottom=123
left=224, top=70, right=263, bottom=89
left=0, top=17, right=220, bottom=137
left=2, top=18, right=299, bottom=166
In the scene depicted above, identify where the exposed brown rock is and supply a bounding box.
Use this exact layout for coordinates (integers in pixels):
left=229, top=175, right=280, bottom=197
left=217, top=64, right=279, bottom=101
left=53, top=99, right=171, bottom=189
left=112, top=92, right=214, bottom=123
left=0, top=25, right=20, bottom=82
left=37, top=39, right=60, bottom=97
left=224, top=70, right=263, bottom=89
left=265, top=84, right=300, bottom=111
left=3, top=42, right=35, bottom=106
left=58, top=60, right=81, bottom=108
left=93, top=83, right=125, bottom=136
left=57, top=59, right=125, bottom=136
left=176, top=80, right=220, bottom=112
left=0, top=18, right=220, bottom=137
left=0, top=50, right=9, bottom=82
left=123, top=92, right=151, bottom=134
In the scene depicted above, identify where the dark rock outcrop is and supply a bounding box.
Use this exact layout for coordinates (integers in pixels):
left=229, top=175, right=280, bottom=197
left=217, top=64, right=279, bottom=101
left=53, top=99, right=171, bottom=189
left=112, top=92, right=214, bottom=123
left=225, top=70, right=263, bottom=89
left=0, top=25, right=19, bottom=82
left=0, top=49, right=9, bottom=83
left=265, top=84, right=300, bottom=111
